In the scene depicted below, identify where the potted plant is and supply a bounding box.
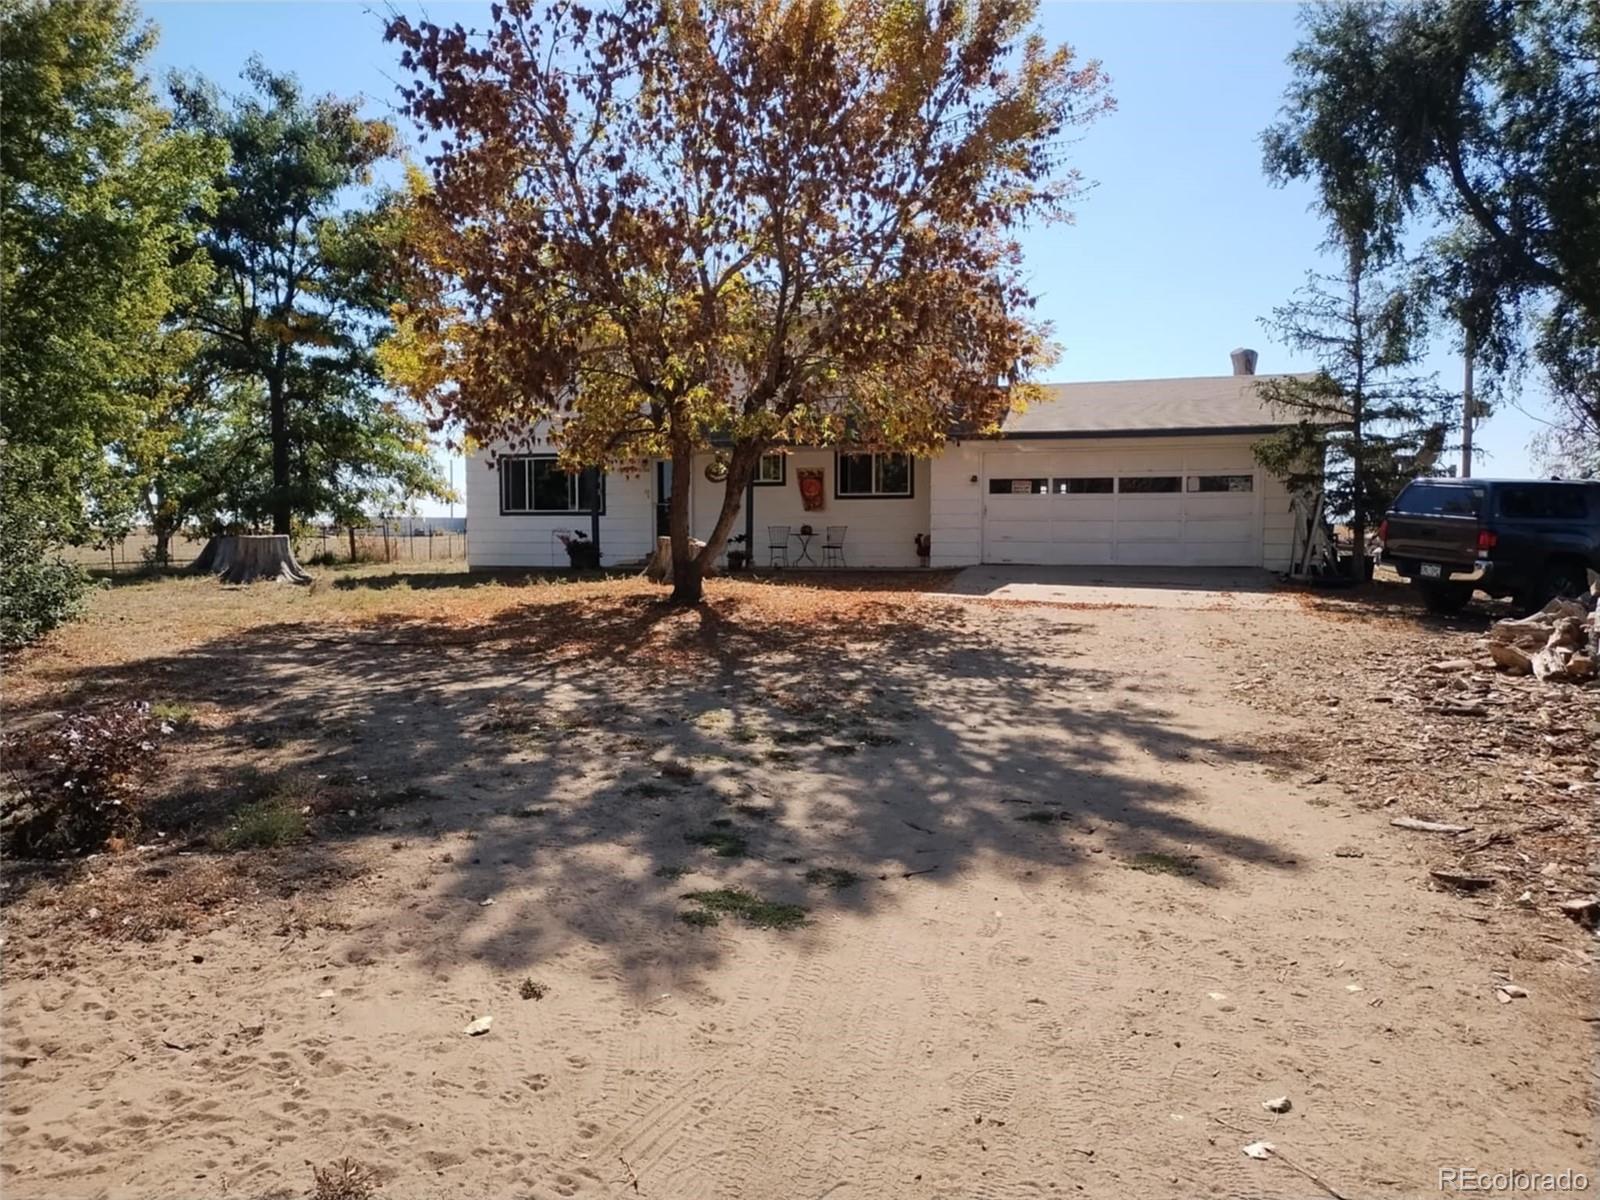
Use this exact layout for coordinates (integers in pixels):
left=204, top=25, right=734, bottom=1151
left=726, top=533, right=750, bottom=572
left=558, top=530, right=601, bottom=569
left=914, top=533, right=931, bottom=567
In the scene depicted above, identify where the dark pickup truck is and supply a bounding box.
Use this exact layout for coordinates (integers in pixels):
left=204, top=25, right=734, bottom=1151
left=1380, top=478, right=1600, bottom=613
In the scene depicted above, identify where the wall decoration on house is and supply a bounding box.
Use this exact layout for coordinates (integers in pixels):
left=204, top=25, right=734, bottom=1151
left=797, top=468, right=825, bottom=511
left=704, top=456, right=730, bottom=483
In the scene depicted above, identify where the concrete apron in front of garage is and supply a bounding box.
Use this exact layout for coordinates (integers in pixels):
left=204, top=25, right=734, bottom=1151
left=935, top=564, right=1298, bottom=610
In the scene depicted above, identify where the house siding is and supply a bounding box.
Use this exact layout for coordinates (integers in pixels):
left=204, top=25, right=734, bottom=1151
left=465, top=441, right=656, bottom=569
left=927, top=443, right=984, bottom=568
left=688, top=449, right=931, bottom=568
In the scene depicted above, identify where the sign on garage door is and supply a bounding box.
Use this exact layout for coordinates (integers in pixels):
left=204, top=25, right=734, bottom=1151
left=981, top=455, right=1261, bottom=567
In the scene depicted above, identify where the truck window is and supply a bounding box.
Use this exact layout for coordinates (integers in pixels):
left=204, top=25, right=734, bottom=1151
left=1498, top=484, right=1588, bottom=520
left=1392, top=482, right=1484, bottom=517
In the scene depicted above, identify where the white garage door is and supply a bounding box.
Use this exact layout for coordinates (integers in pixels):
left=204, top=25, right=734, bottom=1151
left=981, top=451, right=1261, bottom=567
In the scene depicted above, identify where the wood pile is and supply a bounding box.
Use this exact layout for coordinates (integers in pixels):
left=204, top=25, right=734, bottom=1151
left=1483, top=597, right=1599, bottom=683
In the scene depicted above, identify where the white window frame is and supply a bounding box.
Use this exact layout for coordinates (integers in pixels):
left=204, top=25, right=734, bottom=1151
left=753, top=452, right=786, bottom=486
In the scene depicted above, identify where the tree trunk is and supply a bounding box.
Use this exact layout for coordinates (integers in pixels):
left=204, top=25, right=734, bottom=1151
left=149, top=479, right=173, bottom=567
left=192, top=534, right=312, bottom=584
left=269, top=366, right=291, bottom=536
left=1349, top=396, right=1367, bottom=582
left=665, top=441, right=760, bottom=604
left=348, top=525, right=358, bottom=562
left=697, top=444, right=759, bottom=572
left=1348, top=247, right=1367, bottom=583
left=667, top=436, right=700, bottom=603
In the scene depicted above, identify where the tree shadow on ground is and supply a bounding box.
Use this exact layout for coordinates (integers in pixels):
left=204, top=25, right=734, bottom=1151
left=9, top=584, right=1300, bottom=993
left=329, top=566, right=958, bottom=594
left=329, top=566, right=636, bottom=591
left=1285, top=575, right=1513, bottom=629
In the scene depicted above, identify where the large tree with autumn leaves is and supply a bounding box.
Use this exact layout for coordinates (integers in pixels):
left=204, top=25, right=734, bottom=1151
left=384, top=0, right=1111, bottom=602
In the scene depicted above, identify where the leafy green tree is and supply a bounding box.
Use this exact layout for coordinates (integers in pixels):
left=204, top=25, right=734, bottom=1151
left=1264, top=0, right=1599, bottom=470
left=111, top=355, right=257, bottom=564
left=1253, top=245, right=1456, bottom=578
left=167, top=61, right=446, bottom=536
left=385, top=0, right=1111, bottom=602
left=0, top=0, right=222, bottom=644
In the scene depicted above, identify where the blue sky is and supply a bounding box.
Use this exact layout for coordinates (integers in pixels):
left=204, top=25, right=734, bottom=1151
left=143, top=1, right=1551, bottom=513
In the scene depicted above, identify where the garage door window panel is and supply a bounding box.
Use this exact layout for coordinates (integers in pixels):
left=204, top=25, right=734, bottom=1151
left=989, top=478, right=1049, bottom=495
left=1118, top=476, right=1181, bottom=494
left=1188, top=474, right=1253, bottom=493
left=1052, top=477, right=1114, bottom=494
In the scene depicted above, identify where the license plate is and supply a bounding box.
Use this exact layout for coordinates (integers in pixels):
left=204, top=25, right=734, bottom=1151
left=1420, top=562, right=1443, bottom=579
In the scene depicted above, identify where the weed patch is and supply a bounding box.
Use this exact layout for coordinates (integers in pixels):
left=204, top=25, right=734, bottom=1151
left=151, top=701, right=198, bottom=728
left=1124, top=852, right=1196, bottom=877
left=680, top=887, right=808, bottom=930
left=803, top=867, right=860, bottom=890
left=217, top=793, right=307, bottom=851
left=687, top=829, right=748, bottom=858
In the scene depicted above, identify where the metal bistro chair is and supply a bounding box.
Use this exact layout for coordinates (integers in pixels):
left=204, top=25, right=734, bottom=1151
left=823, top=525, right=847, bottom=567
left=767, top=525, right=792, bottom=568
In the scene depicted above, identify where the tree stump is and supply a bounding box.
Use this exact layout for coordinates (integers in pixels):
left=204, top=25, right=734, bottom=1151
left=192, top=534, right=313, bottom=585
left=643, top=535, right=716, bottom=583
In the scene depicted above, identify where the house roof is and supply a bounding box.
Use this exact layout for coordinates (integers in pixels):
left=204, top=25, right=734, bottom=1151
left=997, top=374, right=1310, bottom=440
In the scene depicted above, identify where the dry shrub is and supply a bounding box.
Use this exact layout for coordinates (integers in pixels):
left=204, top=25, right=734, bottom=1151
left=3, top=700, right=166, bottom=857
left=310, top=1157, right=380, bottom=1200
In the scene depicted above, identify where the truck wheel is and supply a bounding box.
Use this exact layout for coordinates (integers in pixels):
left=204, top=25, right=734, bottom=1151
left=1417, top=580, right=1473, bottom=614
left=1539, top=558, right=1590, bottom=605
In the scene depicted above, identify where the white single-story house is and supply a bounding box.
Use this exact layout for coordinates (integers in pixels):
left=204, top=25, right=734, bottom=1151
left=465, top=355, right=1306, bottom=573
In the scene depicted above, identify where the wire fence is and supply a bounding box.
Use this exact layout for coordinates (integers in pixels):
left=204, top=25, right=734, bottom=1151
left=60, top=528, right=470, bottom=575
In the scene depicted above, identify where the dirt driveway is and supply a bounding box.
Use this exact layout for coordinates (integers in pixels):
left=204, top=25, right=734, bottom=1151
left=3, top=570, right=1593, bottom=1199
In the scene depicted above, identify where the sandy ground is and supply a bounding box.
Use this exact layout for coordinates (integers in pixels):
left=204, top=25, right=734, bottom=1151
left=2, top=571, right=1594, bottom=1199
